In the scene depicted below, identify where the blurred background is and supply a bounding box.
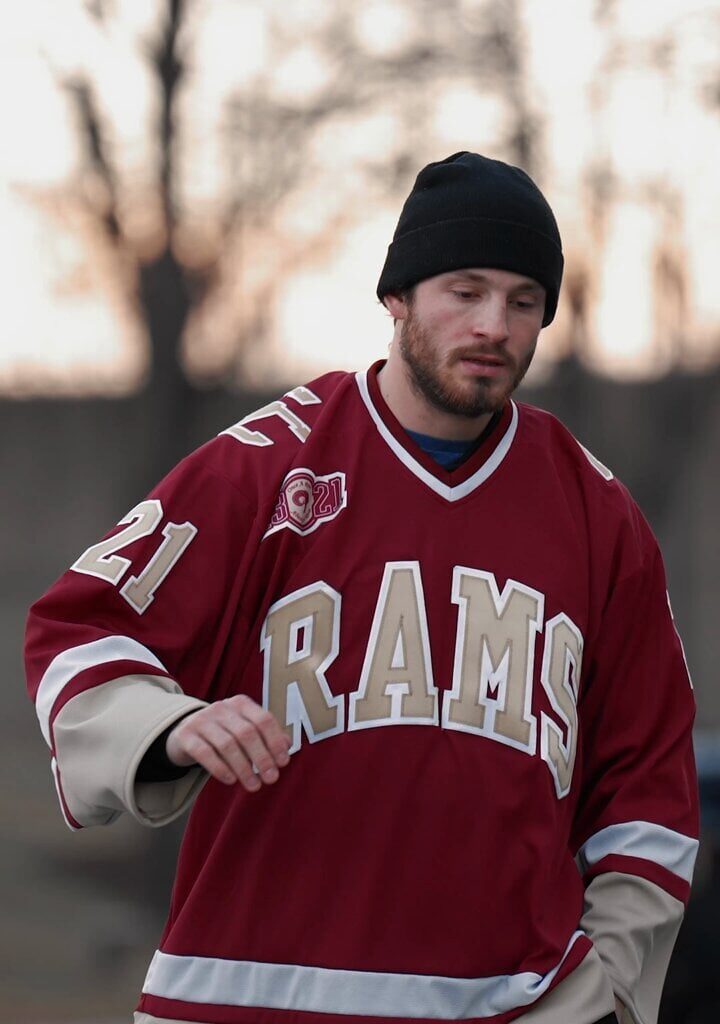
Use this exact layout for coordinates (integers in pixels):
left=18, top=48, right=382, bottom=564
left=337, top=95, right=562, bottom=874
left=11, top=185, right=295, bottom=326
left=2, top=0, right=720, bottom=1021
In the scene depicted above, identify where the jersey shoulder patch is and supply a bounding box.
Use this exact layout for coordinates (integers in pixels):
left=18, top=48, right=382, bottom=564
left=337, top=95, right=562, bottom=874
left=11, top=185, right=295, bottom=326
left=576, top=441, right=614, bottom=481
left=220, top=385, right=323, bottom=449
left=218, top=371, right=353, bottom=451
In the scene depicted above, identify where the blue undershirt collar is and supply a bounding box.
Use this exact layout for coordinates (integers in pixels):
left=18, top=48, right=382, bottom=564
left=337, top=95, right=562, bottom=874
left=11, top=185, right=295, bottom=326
left=405, top=410, right=503, bottom=470
left=405, top=430, right=478, bottom=470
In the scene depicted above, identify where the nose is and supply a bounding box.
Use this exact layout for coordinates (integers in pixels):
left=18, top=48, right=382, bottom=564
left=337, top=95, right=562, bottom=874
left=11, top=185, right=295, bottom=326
left=471, top=296, right=510, bottom=344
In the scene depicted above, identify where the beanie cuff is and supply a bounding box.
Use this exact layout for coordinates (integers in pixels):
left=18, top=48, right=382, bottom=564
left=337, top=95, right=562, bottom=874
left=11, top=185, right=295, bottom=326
left=377, top=217, right=563, bottom=326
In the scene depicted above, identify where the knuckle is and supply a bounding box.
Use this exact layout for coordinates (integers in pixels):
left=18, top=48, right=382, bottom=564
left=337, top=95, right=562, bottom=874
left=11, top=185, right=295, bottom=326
left=254, top=753, right=273, bottom=773
left=236, top=722, right=256, bottom=744
left=239, top=768, right=259, bottom=788
left=216, top=734, right=237, bottom=755
left=211, top=764, right=234, bottom=784
left=272, top=741, right=290, bottom=761
left=183, top=735, right=205, bottom=755
left=175, top=715, right=196, bottom=735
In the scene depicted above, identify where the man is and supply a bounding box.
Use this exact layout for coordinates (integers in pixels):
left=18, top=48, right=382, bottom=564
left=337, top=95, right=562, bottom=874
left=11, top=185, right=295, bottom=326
left=25, top=152, right=698, bottom=1024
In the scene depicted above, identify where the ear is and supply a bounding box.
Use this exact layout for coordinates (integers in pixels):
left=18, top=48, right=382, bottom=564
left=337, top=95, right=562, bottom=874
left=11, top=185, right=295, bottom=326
left=383, top=293, right=409, bottom=320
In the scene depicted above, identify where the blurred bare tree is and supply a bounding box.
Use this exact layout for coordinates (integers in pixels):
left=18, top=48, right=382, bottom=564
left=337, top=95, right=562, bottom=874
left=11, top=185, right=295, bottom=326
left=44, top=0, right=542, bottom=472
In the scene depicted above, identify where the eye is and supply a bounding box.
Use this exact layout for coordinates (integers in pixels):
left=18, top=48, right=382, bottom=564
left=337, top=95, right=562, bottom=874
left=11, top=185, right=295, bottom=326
left=452, top=289, right=476, bottom=300
left=512, top=297, right=539, bottom=310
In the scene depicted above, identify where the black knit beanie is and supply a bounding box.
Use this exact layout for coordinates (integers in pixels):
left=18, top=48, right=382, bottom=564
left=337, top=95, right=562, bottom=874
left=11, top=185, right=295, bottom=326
left=376, top=151, right=563, bottom=326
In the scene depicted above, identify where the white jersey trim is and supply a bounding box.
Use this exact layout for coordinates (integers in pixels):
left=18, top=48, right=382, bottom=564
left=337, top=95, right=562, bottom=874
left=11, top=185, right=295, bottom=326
left=576, top=820, right=698, bottom=884
left=50, top=757, right=81, bottom=832
left=355, top=370, right=518, bottom=502
left=35, top=636, right=168, bottom=746
left=142, top=931, right=584, bottom=1018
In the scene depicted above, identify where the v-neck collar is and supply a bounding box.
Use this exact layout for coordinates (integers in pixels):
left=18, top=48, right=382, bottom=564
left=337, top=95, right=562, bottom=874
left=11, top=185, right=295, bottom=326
left=355, top=360, right=519, bottom=503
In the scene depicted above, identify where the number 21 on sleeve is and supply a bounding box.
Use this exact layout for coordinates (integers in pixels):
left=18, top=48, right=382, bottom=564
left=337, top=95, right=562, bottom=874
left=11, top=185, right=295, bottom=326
left=71, top=499, right=197, bottom=615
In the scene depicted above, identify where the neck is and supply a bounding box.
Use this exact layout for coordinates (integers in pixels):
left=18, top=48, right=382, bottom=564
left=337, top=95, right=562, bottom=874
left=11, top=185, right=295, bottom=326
left=377, top=348, right=495, bottom=441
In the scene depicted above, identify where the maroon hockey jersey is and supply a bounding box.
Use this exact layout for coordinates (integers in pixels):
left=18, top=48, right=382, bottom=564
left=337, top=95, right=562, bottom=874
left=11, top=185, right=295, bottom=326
left=25, top=361, right=699, bottom=1024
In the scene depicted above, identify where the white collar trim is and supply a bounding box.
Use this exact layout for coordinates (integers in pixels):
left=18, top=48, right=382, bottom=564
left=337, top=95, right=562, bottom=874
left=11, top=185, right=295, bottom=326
left=355, top=370, right=518, bottom=502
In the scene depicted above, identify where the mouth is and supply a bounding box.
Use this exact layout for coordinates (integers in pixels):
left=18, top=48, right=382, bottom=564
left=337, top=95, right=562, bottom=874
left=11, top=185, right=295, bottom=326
left=457, top=355, right=510, bottom=377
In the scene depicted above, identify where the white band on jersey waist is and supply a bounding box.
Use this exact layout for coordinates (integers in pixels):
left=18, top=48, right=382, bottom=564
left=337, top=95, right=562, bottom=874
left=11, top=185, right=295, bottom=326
left=142, top=931, right=584, bottom=1018
left=576, top=820, right=698, bottom=883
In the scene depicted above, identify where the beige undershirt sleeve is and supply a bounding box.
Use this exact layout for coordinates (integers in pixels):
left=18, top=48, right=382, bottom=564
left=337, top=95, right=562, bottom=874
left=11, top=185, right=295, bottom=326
left=580, top=871, right=685, bottom=1024
left=518, top=942, right=616, bottom=1022
left=52, top=674, right=209, bottom=828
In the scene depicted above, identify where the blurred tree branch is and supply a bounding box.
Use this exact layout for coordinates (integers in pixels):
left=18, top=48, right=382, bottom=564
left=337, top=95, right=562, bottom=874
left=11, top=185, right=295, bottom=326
left=39, top=0, right=541, bottom=469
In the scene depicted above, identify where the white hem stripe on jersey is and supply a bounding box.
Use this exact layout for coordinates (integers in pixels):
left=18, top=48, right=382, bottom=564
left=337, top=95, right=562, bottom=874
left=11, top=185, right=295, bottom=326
left=142, top=931, right=584, bottom=1019
left=355, top=370, right=518, bottom=502
left=35, top=636, right=168, bottom=745
left=577, top=821, right=698, bottom=883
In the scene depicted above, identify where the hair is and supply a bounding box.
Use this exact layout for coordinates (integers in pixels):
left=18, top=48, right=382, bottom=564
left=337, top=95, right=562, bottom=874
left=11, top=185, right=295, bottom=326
left=381, top=284, right=416, bottom=326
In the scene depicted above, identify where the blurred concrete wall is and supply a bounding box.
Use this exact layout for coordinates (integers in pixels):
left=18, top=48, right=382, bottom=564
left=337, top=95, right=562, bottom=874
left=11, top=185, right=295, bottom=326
left=2, top=363, right=719, bottom=1021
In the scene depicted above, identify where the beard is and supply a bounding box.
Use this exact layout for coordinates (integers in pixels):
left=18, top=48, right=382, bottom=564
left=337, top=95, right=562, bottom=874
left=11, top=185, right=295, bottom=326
left=398, top=306, right=535, bottom=419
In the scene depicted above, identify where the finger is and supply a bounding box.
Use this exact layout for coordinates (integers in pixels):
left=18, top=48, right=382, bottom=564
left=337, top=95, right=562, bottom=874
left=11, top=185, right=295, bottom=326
left=232, top=695, right=292, bottom=766
left=225, top=716, right=283, bottom=784
left=198, top=720, right=265, bottom=791
left=176, top=732, right=252, bottom=788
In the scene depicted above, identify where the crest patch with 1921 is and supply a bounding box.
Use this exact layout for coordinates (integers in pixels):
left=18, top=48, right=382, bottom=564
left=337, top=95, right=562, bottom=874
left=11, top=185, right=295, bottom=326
left=264, top=468, right=347, bottom=539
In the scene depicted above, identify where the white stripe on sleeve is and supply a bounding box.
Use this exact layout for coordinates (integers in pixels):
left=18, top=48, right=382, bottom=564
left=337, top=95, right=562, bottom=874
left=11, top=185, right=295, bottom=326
left=35, top=636, right=168, bottom=746
left=576, top=820, right=698, bottom=884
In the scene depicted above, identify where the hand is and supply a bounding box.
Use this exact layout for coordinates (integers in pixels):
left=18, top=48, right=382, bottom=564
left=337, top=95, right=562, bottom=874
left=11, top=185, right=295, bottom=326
left=165, top=694, right=291, bottom=792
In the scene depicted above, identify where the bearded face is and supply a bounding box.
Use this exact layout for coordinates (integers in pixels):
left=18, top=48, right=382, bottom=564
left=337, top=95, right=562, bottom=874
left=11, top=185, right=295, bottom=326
left=398, top=299, right=537, bottom=420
